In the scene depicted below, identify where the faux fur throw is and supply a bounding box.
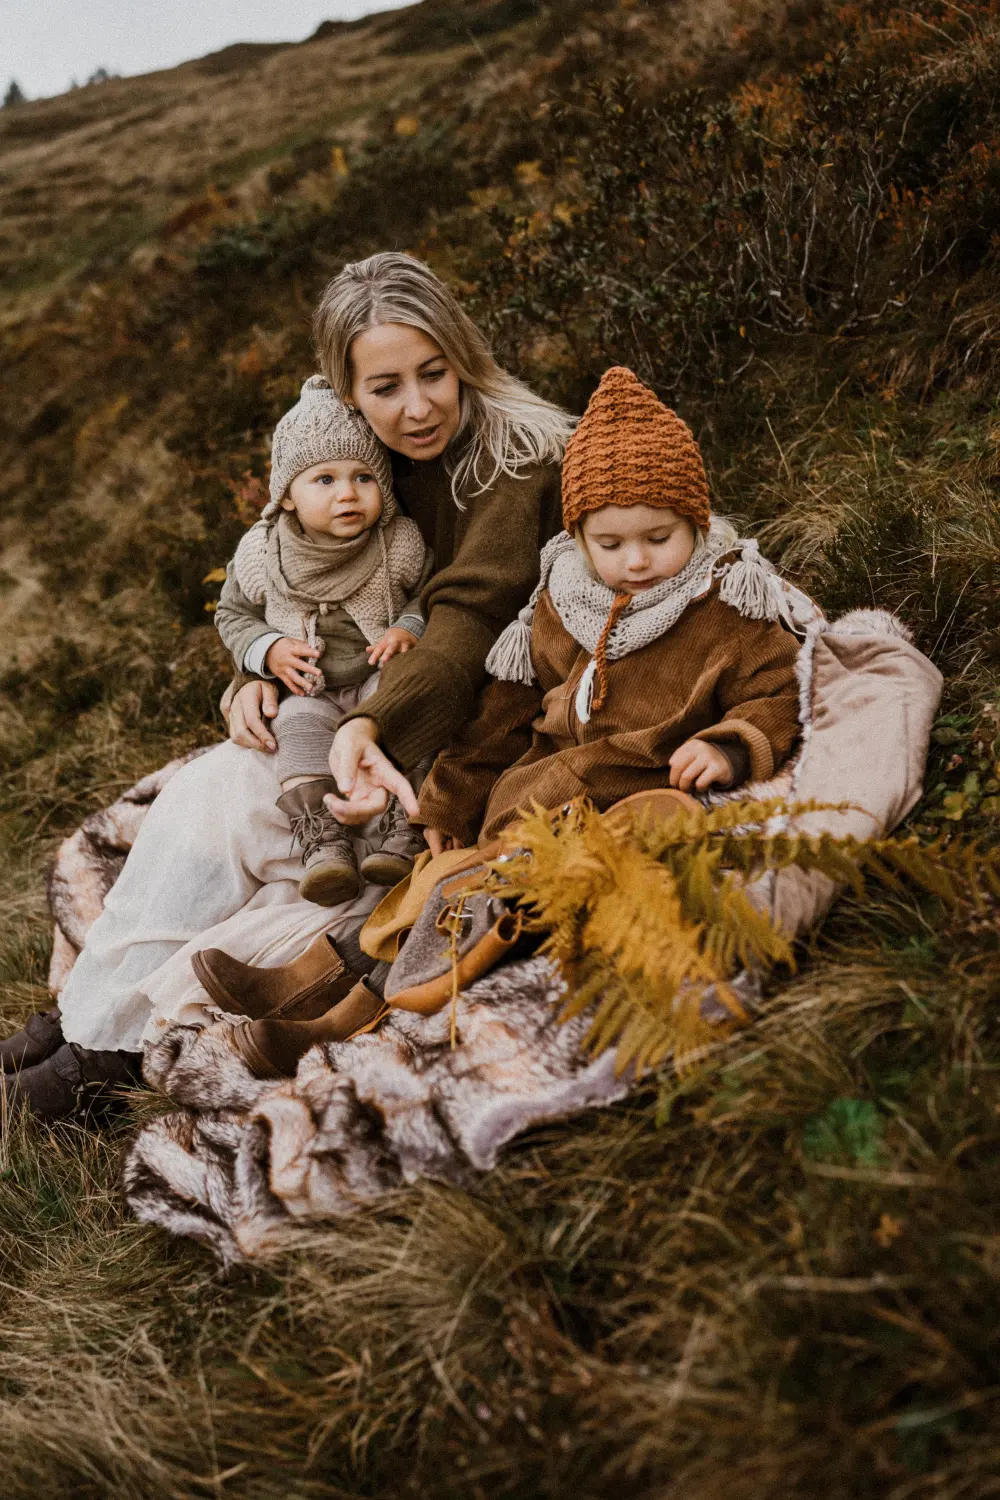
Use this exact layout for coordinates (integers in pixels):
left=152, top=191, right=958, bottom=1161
left=123, top=957, right=633, bottom=1266
left=485, top=520, right=813, bottom=722
left=233, top=509, right=427, bottom=693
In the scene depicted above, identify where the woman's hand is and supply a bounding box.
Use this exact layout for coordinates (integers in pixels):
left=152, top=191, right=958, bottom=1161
left=228, top=680, right=280, bottom=752
left=265, top=637, right=323, bottom=695
left=366, top=626, right=418, bottom=669
left=668, top=739, right=733, bottom=792
left=325, top=717, right=419, bottom=826
left=424, top=828, right=461, bottom=857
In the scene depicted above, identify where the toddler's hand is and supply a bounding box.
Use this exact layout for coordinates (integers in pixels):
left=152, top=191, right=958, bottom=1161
left=424, top=828, right=461, bottom=857
left=264, top=636, right=322, bottom=695
left=366, top=626, right=418, bottom=668
left=668, top=739, right=734, bottom=792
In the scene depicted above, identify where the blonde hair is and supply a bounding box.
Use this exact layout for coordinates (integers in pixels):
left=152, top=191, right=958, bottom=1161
left=313, top=252, right=574, bottom=504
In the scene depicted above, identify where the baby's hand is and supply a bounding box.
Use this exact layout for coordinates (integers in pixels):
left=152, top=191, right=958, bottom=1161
left=366, top=626, right=419, bottom=668
left=668, top=739, right=734, bottom=792
left=264, top=637, right=322, bottom=695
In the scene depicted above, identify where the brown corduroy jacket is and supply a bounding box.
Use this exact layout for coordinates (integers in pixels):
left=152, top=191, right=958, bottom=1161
left=417, top=581, right=801, bottom=847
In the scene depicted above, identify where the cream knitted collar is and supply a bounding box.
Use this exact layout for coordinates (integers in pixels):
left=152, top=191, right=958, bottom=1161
left=485, top=520, right=815, bottom=722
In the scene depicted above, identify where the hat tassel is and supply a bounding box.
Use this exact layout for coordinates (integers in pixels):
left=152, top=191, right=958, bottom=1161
left=716, top=540, right=786, bottom=623
left=486, top=614, right=537, bottom=685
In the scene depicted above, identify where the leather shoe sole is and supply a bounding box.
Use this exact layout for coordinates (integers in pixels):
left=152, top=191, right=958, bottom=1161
left=299, top=862, right=362, bottom=906
left=359, top=850, right=416, bottom=886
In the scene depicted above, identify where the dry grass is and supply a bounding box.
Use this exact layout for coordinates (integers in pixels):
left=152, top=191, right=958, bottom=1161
left=0, top=947, right=999, bottom=1497
left=2, top=0, right=1000, bottom=1494
left=753, top=415, right=1000, bottom=682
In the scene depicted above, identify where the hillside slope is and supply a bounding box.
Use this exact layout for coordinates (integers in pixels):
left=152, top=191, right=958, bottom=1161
left=2, top=2, right=1000, bottom=1497
left=0, top=0, right=743, bottom=307
left=0, top=0, right=778, bottom=770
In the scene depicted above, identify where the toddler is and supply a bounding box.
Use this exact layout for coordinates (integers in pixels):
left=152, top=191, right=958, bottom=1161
left=417, top=366, right=801, bottom=848
left=216, top=376, right=431, bottom=904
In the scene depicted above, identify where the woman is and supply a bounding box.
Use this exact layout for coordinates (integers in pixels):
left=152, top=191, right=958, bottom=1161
left=5, top=253, right=571, bottom=1119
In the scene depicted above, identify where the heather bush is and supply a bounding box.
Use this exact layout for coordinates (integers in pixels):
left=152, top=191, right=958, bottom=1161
left=478, top=3, right=1000, bottom=408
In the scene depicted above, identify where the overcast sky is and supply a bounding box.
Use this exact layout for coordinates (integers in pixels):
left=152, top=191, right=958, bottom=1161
left=2, top=0, right=416, bottom=100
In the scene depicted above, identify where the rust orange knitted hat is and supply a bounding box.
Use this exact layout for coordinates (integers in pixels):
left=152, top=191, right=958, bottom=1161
left=562, top=367, right=711, bottom=534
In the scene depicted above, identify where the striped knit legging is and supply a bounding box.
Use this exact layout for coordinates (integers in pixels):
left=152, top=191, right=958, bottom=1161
left=273, top=677, right=380, bottom=784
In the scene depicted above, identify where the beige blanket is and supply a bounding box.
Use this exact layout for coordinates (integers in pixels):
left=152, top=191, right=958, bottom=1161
left=58, top=607, right=940, bottom=1265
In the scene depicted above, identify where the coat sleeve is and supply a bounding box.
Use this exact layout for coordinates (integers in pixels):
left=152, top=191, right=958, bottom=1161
left=416, top=679, right=544, bottom=847
left=689, top=616, right=801, bottom=781
left=341, top=463, right=563, bottom=770
left=214, top=561, right=275, bottom=672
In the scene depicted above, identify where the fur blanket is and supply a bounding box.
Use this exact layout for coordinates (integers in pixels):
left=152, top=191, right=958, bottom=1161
left=59, top=609, right=942, bottom=1265
left=125, top=957, right=631, bottom=1266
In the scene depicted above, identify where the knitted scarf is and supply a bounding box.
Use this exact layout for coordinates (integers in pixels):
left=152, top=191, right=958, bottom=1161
left=268, top=511, right=391, bottom=610
left=485, top=520, right=806, bottom=723
left=233, top=510, right=427, bottom=694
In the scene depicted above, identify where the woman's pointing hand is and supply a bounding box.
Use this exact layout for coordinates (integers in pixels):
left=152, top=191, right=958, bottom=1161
left=325, top=717, right=419, bottom=825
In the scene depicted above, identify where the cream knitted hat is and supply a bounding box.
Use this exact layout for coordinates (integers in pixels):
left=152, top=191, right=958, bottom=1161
left=265, top=375, right=396, bottom=519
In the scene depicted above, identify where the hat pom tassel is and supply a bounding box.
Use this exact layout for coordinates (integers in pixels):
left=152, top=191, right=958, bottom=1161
left=486, top=615, right=537, bottom=684
left=574, top=658, right=597, bottom=725
left=717, top=540, right=784, bottom=622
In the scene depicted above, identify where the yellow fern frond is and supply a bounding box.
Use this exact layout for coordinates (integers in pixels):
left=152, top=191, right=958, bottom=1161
left=479, top=796, right=1000, bottom=1078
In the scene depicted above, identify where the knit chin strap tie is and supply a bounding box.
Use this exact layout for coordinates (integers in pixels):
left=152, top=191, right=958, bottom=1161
left=377, top=525, right=393, bottom=631
left=578, top=590, right=632, bottom=722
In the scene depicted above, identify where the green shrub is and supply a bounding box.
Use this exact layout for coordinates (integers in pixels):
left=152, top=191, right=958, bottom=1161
left=477, top=6, right=1000, bottom=408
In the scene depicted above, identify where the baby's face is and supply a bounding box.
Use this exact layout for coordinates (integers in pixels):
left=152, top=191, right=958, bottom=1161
left=284, top=459, right=383, bottom=542
left=581, top=503, right=696, bottom=593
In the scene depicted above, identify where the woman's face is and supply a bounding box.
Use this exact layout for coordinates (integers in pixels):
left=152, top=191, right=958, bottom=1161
left=349, top=322, right=462, bottom=462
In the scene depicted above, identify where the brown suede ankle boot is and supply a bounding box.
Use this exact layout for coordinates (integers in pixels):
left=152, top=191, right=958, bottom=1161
left=0, top=1044, right=139, bottom=1122
left=0, top=1007, right=64, bottom=1072
left=191, top=930, right=356, bottom=1020
left=226, top=978, right=389, bottom=1079
left=277, top=778, right=361, bottom=906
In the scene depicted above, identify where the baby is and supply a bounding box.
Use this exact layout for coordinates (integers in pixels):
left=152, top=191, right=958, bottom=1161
left=417, top=366, right=801, bottom=849
left=216, top=376, right=432, bottom=903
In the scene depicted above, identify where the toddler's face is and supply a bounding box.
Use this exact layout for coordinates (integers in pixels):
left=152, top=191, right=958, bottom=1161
left=581, top=503, right=696, bottom=593
left=284, top=459, right=383, bottom=542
